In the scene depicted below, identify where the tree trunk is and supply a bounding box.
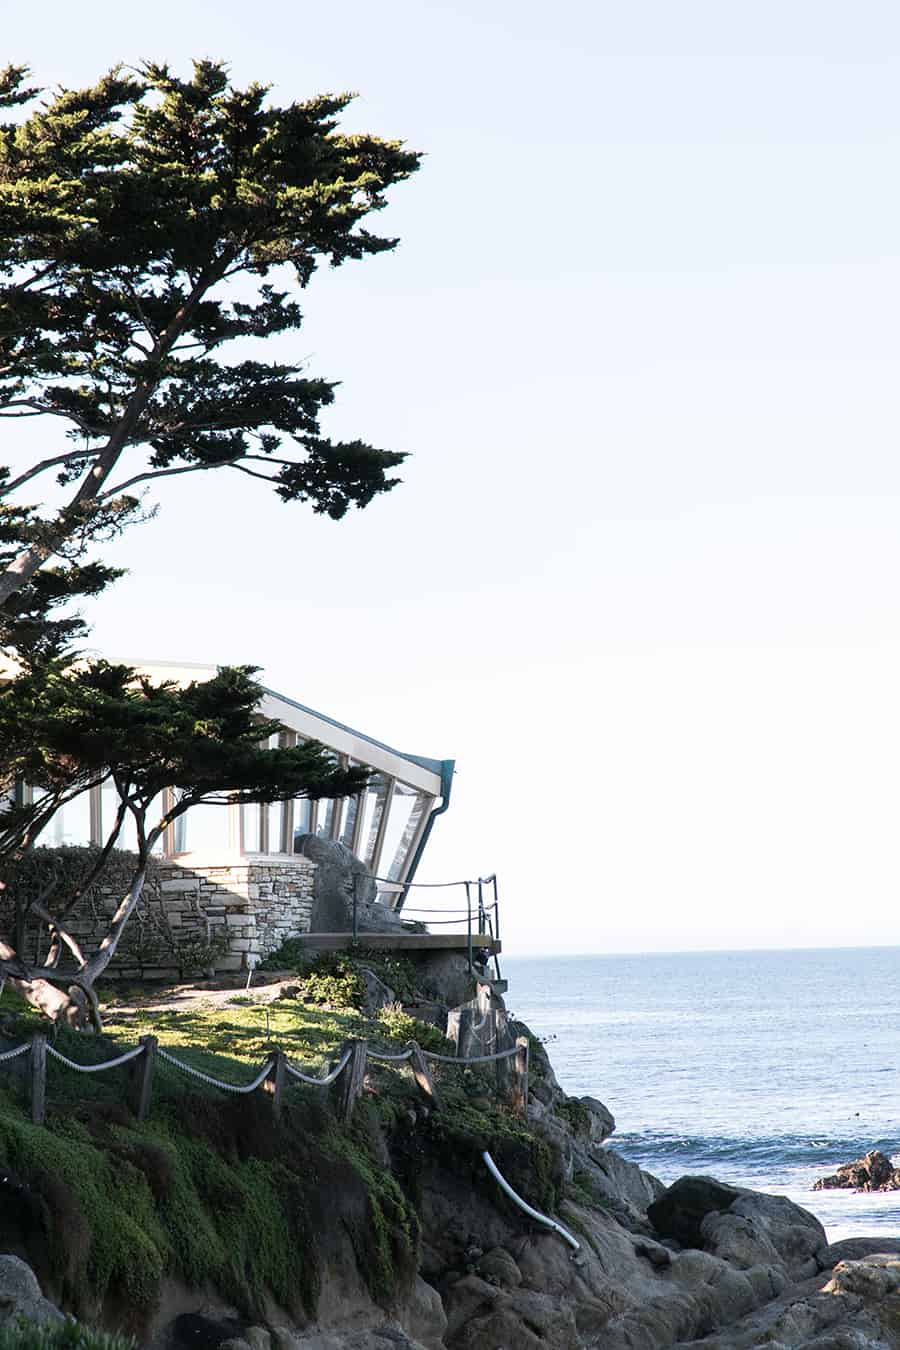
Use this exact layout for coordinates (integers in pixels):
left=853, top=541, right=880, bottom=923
left=0, top=260, right=230, bottom=610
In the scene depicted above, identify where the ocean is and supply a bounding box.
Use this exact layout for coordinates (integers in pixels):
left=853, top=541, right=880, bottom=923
left=502, top=947, right=900, bottom=1243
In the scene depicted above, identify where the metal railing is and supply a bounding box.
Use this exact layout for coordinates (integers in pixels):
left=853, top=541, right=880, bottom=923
left=351, top=872, right=502, bottom=978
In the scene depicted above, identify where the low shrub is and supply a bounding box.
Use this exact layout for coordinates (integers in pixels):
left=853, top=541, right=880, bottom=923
left=298, top=955, right=365, bottom=1009
left=375, top=1004, right=452, bottom=1055
left=0, top=1321, right=134, bottom=1350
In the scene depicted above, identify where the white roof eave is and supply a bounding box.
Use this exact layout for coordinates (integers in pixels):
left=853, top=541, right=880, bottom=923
left=257, top=690, right=443, bottom=796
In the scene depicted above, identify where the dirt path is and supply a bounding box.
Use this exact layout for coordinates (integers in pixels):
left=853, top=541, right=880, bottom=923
left=103, top=971, right=300, bottom=1015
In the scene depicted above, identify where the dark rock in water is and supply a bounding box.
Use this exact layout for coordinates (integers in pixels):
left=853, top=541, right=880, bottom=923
left=648, top=1175, right=743, bottom=1248
left=813, top=1148, right=900, bottom=1192
left=818, top=1236, right=900, bottom=1268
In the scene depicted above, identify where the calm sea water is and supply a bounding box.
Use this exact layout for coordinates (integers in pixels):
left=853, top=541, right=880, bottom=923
left=502, top=948, right=900, bottom=1242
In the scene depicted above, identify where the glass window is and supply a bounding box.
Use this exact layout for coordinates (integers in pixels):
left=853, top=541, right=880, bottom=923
left=316, top=798, right=336, bottom=839
left=338, top=793, right=360, bottom=850
left=242, top=803, right=261, bottom=852
left=173, top=800, right=230, bottom=854
left=100, top=781, right=138, bottom=852
left=379, top=784, right=430, bottom=883
left=43, top=789, right=92, bottom=847
left=359, top=774, right=390, bottom=867
left=265, top=800, right=284, bottom=853
left=293, top=797, right=313, bottom=850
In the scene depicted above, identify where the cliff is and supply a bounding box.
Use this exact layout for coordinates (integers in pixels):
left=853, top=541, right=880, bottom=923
left=0, top=960, right=899, bottom=1350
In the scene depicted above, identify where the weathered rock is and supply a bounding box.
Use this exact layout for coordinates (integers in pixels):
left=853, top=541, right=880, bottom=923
left=581, top=1095, right=615, bottom=1144
left=280, top=1328, right=429, bottom=1349
left=449, top=1286, right=582, bottom=1350
left=648, top=1175, right=743, bottom=1248
left=356, top=965, right=395, bottom=1014
left=825, top=1252, right=900, bottom=1296
left=413, top=953, right=477, bottom=1008
left=700, top=1209, right=785, bottom=1271
left=725, top=1190, right=827, bottom=1276
left=244, top=1329, right=272, bottom=1350
left=819, top=1237, right=900, bottom=1269
left=476, top=1246, right=523, bottom=1288
left=588, top=1146, right=666, bottom=1215
left=441, top=1274, right=502, bottom=1340
left=399, top=1275, right=446, bottom=1350
left=814, top=1150, right=900, bottom=1193
left=0, top=1254, right=63, bottom=1327
left=293, top=834, right=403, bottom=934
left=633, top=1237, right=673, bottom=1270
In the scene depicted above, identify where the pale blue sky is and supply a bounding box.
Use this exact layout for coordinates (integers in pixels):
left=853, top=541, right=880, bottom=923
left=5, top=2, right=900, bottom=952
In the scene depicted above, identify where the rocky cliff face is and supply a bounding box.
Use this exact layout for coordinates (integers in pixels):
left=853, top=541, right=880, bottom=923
left=4, top=973, right=900, bottom=1350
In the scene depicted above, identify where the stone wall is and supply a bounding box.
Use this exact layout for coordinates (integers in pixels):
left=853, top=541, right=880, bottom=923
left=1, top=851, right=317, bottom=980
left=150, top=858, right=317, bottom=975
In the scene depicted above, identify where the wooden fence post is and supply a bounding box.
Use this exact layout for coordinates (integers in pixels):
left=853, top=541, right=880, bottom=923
left=511, top=1035, right=530, bottom=1118
left=408, top=1043, right=441, bottom=1110
left=129, top=1035, right=157, bottom=1121
left=334, top=1039, right=367, bottom=1124
left=264, top=1049, right=285, bottom=1122
left=30, top=1033, right=46, bottom=1126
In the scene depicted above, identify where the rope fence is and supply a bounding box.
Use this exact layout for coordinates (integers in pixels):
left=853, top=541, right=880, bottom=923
left=0, top=1025, right=529, bottom=1127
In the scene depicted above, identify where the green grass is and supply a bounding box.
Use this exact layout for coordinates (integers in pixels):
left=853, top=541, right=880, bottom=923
left=0, top=978, right=564, bottom=1330
left=0, top=1321, right=134, bottom=1350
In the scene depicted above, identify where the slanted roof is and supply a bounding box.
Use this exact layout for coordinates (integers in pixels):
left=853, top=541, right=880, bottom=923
left=123, top=658, right=451, bottom=799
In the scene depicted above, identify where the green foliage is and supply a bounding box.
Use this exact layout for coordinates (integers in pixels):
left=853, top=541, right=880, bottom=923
left=297, top=954, right=365, bottom=1009
left=375, top=1003, right=452, bottom=1055
left=354, top=951, right=419, bottom=1003
left=554, top=1096, right=592, bottom=1138
left=257, top=936, right=311, bottom=972
left=425, top=1074, right=561, bottom=1215
left=321, top=1105, right=418, bottom=1305
left=0, top=59, right=420, bottom=623
left=0, top=666, right=368, bottom=896
left=260, top=943, right=421, bottom=1006
left=0, top=1320, right=134, bottom=1350
left=0, top=1087, right=378, bottom=1321
left=0, top=1108, right=167, bottom=1311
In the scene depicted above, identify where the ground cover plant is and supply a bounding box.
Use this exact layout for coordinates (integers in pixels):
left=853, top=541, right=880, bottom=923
left=0, top=1322, right=134, bottom=1350
left=0, top=982, right=556, bottom=1331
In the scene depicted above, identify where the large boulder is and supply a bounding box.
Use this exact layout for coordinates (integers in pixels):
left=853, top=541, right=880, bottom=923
left=716, top=1190, right=827, bottom=1277
left=587, top=1147, right=666, bottom=1216
left=819, top=1236, right=900, bottom=1269
left=0, top=1254, right=63, bottom=1326
left=293, top=835, right=404, bottom=934
left=581, top=1095, right=615, bottom=1145
left=648, top=1176, right=743, bottom=1248
left=648, top=1175, right=827, bottom=1279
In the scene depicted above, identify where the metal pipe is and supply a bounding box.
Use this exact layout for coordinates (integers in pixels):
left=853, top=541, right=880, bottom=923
left=482, top=1151, right=581, bottom=1253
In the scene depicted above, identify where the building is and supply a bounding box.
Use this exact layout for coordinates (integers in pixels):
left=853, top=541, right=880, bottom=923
left=19, top=660, right=456, bottom=976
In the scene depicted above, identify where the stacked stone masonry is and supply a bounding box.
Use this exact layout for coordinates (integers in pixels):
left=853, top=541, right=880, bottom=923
left=3, top=857, right=317, bottom=980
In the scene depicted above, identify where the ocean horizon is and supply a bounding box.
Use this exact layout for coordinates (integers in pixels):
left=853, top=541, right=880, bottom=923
left=502, top=946, right=900, bottom=1242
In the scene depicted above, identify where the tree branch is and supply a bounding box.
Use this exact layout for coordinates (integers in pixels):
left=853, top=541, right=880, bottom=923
left=27, top=898, right=87, bottom=969
left=0, top=446, right=97, bottom=497
left=98, top=455, right=242, bottom=499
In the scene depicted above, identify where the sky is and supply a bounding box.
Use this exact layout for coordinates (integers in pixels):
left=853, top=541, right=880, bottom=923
left=3, top=1, right=900, bottom=954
